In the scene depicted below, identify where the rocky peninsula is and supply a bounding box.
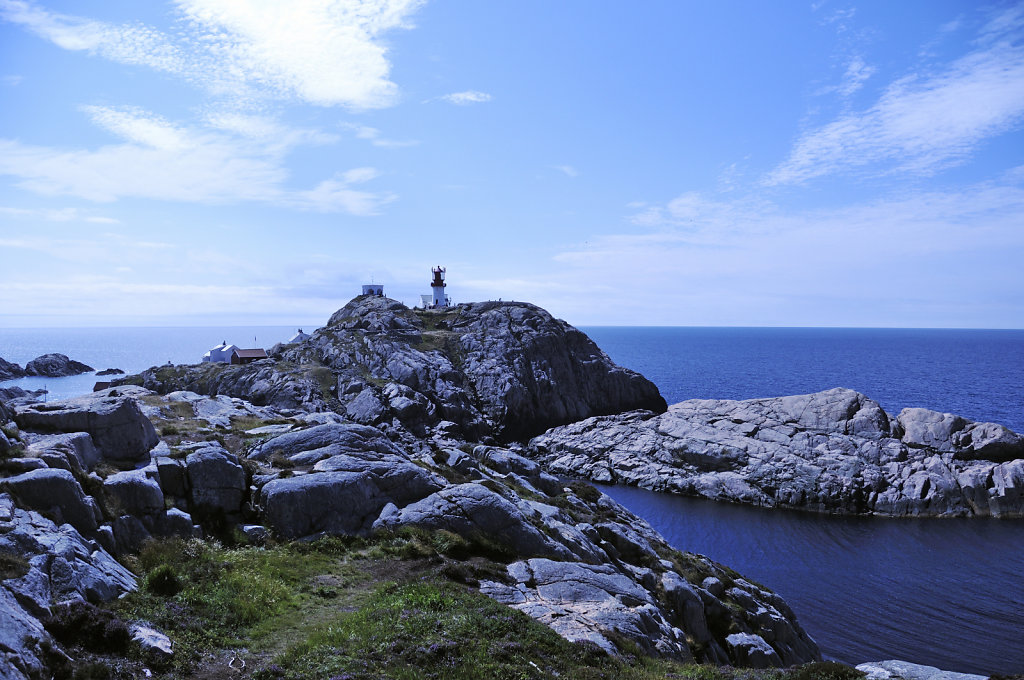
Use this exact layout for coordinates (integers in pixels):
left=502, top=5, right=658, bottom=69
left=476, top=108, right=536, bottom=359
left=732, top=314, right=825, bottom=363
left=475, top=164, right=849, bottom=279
left=0, top=295, right=1013, bottom=678
left=529, top=387, right=1024, bottom=517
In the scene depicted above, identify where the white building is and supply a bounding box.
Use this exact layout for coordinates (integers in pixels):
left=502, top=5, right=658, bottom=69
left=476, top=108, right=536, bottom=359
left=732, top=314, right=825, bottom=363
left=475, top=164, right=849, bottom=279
left=362, top=284, right=384, bottom=296
left=202, top=341, right=239, bottom=363
left=288, top=329, right=311, bottom=344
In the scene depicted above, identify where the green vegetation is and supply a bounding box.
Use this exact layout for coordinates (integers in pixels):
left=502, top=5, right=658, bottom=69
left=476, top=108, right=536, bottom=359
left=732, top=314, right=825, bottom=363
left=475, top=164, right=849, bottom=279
left=95, top=531, right=862, bottom=680
left=0, top=549, right=30, bottom=580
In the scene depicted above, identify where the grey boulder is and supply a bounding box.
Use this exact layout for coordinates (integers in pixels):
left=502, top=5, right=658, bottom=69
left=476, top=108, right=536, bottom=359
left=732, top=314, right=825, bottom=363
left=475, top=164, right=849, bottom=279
left=0, top=469, right=100, bottom=534
left=24, top=353, right=94, bottom=377
left=260, top=459, right=444, bottom=539
left=186, top=445, right=246, bottom=517
left=14, top=391, right=158, bottom=464
left=373, top=483, right=574, bottom=560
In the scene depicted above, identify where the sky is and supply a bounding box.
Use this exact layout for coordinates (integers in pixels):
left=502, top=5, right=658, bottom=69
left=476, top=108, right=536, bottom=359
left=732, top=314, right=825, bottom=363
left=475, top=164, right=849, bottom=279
left=0, top=0, right=1023, bottom=328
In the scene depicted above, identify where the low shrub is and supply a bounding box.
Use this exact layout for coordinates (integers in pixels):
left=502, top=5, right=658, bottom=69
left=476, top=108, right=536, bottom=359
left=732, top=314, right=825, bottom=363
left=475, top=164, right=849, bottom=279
left=42, top=601, right=132, bottom=655
left=788, top=662, right=865, bottom=680
left=145, top=564, right=182, bottom=596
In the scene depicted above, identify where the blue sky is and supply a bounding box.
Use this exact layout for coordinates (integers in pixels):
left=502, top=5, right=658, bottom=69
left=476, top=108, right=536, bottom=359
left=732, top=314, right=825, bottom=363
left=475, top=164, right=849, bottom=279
left=1, top=0, right=1022, bottom=328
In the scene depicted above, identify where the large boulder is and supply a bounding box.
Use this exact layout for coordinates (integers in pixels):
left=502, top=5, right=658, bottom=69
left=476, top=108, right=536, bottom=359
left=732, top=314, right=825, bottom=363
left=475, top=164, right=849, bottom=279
left=23, top=432, right=101, bottom=472
left=186, top=445, right=246, bottom=518
left=24, top=354, right=93, bottom=377
left=14, top=391, right=158, bottom=464
left=529, top=387, right=1024, bottom=517
left=0, top=469, right=100, bottom=534
left=482, top=558, right=692, bottom=660
left=249, top=422, right=404, bottom=465
left=260, top=458, right=444, bottom=539
left=373, top=483, right=574, bottom=560
left=103, top=469, right=164, bottom=517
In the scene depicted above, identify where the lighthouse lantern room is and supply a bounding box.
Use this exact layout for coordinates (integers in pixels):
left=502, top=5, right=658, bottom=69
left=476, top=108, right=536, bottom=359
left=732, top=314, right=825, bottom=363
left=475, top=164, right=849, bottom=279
left=430, top=266, right=449, bottom=308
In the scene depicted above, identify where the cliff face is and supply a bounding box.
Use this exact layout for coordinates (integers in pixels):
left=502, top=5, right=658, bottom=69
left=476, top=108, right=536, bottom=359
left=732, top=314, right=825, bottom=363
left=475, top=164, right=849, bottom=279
left=126, top=296, right=666, bottom=441
left=529, top=387, right=1024, bottom=517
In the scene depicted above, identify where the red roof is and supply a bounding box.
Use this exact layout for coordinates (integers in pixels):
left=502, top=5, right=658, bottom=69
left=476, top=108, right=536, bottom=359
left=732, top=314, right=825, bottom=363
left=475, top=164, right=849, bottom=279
left=232, top=349, right=268, bottom=359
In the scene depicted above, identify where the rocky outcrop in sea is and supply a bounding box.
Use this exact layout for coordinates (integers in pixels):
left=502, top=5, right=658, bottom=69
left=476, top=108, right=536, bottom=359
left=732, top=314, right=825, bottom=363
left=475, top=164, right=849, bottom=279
left=1, top=354, right=95, bottom=380
left=24, top=353, right=94, bottom=377
left=528, top=387, right=1024, bottom=517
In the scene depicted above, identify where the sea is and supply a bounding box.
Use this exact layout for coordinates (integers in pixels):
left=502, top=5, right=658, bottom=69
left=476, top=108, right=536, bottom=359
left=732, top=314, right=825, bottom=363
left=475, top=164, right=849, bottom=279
left=2, top=325, right=1023, bottom=674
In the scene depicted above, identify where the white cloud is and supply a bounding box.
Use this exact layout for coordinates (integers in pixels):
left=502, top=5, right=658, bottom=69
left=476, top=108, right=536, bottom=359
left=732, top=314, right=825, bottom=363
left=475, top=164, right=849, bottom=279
left=767, top=18, right=1024, bottom=185
left=340, top=122, right=418, bottom=147
left=1, top=74, right=23, bottom=85
left=836, top=56, right=874, bottom=96
left=440, top=90, right=493, bottom=105
left=0, top=205, right=118, bottom=223
left=0, top=0, right=423, bottom=109
left=553, top=165, right=578, bottom=178
left=0, top=0, right=186, bottom=70
left=0, top=107, right=390, bottom=213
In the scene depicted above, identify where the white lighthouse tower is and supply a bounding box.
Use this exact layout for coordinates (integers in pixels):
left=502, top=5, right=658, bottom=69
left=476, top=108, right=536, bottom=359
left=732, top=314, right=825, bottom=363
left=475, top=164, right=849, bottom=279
left=430, top=266, right=448, bottom=308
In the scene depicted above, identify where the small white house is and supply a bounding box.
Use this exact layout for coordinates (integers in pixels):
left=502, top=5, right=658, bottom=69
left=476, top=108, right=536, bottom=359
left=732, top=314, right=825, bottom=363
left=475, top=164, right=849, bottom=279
left=362, top=284, right=384, bottom=296
left=288, top=328, right=312, bottom=344
left=202, top=341, right=239, bottom=363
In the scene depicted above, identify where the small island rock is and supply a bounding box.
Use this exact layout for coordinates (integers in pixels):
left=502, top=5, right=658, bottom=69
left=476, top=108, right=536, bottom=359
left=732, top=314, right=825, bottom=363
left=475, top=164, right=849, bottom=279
left=24, top=353, right=94, bottom=377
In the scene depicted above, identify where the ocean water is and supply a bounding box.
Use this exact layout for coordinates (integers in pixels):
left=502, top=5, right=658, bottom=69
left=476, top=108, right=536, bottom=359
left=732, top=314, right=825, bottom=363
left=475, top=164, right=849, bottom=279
left=2, top=325, right=1023, bottom=673
left=0, top=326, right=298, bottom=400
left=582, top=327, right=1024, bottom=675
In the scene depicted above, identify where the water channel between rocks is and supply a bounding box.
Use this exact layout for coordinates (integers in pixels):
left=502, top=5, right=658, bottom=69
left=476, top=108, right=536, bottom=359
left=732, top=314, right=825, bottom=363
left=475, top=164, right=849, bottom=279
left=599, top=483, right=1024, bottom=676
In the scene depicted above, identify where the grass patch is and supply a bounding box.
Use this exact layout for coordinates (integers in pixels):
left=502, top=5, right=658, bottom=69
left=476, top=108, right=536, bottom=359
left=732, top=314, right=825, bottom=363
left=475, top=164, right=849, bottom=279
left=115, top=537, right=363, bottom=674
left=0, top=549, right=30, bottom=580
left=269, top=579, right=664, bottom=680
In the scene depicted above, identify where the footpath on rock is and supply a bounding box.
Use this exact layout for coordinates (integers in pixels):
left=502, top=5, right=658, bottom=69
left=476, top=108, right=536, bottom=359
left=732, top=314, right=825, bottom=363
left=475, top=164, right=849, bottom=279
left=0, top=294, right=1011, bottom=679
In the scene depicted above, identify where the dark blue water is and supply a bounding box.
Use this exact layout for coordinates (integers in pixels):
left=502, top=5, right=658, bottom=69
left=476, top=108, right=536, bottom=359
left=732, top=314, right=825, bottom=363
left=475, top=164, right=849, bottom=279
left=583, top=327, right=1024, bottom=433
left=581, top=327, right=1024, bottom=675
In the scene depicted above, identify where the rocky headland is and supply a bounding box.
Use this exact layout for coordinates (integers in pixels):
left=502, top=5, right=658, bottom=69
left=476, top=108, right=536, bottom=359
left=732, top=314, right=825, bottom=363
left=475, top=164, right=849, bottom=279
left=0, top=354, right=95, bottom=380
left=529, top=387, right=1024, bottom=517
left=0, top=294, right=1015, bottom=678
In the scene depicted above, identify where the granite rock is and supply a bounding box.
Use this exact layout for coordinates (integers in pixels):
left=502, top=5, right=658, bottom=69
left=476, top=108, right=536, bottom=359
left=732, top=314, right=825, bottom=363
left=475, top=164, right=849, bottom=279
left=14, top=390, right=158, bottom=464
left=530, top=388, right=1024, bottom=517
left=24, top=354, right=94, bottom=377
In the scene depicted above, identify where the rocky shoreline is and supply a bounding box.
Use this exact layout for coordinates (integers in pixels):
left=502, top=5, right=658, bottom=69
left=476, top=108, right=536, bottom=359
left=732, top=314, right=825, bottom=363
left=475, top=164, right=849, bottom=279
left=1, top=295, right=1018, bottom=678
left=528, top=388, right=1024, bottom=517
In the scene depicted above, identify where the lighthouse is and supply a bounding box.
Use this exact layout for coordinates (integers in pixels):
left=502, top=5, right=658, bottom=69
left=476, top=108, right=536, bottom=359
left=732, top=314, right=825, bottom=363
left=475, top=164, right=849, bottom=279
left=431, top=266, right=448, bottom=308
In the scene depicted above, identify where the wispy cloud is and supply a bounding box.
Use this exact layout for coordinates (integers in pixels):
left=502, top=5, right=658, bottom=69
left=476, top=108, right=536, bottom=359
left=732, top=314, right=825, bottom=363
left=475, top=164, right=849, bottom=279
left=767, top=12, right=1024, bottom=185
left=0, top=205, right=118, bottom=223
left=553, top=164, right=578, bottom=178
left=550, top=178, right=1024, bottom=325
left=0, top=106, right=391, bottom=214
left=1, top=74, right=23, bottom=85
left=340, top=123, right=418, bottom=148
left=439, top=90, right=493, bottom=105
left=836, top=55, right=874, bottom=96
left=0, top=0, right=423, bottom=109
